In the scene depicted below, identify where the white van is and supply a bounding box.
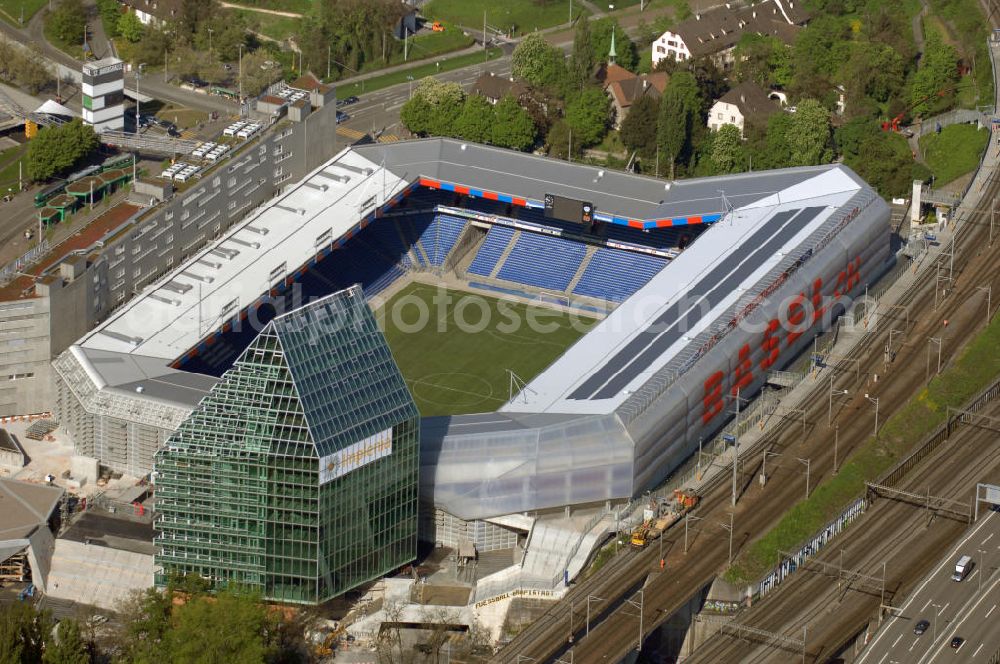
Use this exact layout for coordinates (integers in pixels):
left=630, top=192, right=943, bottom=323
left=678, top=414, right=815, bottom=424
left=952, top=555, right=974, bottom=582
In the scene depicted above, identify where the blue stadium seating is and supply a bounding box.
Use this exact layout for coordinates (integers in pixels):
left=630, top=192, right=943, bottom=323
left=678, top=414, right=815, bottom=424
left=417, top=215, right=467, bottom=266
left=362, top=220, right=413, bottom=268
left=572, top=248, right=668, bottom=301
left=496, top=232, right=587, bottom=291
left=468, top=226, right=515, bottom=277
left=320, top=236, right=404, bottom=299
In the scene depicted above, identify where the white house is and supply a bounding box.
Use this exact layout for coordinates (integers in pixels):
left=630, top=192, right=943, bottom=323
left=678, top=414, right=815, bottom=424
left=652, top=0, right=808, bottom=69
left=118, top=0, right=182, bottom=27
left=707, top=82, right=779, bottom=137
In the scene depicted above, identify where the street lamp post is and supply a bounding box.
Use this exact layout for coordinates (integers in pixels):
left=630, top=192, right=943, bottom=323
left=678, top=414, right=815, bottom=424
left=719, top=512, right=734, bottom=563
left=762, top=450, right=781, bottom=485
left=207, top=28, right=214, bottom=56
left=797, top=458, right=811, bottom=498
left=833, top=425, right=840, bottom=475
left=864, top=394, right=879, bottom=438
left=684, top=514, right=702, bottom=554
left=828, top=375, right=849, bottom=426
left=976, top=285, right=992, bottom=325
left=238, top=43, right=244, bottom=106
left=926, top=337, right=943, bottom=380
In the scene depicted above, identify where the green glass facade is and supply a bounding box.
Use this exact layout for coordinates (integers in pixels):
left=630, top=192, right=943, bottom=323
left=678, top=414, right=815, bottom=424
left=154, top=286, right=419, bottom=604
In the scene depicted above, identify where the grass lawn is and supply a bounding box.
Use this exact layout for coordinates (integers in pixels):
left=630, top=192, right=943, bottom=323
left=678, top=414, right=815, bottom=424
left=0, top=0, right=46, bottom=25
left=0, top=141, right=28, bottom=192
left=381, top=26, right=474, bottom=69
left=236, top=10, right=301, bottom=43
left=919, top=124, right=989, bottom=186
left=336, top=47, right=503, bottom=98
left=726, top=306, right=1000, bottom=585
left=376, top=282, right=596, bottom=416
left=226, top=0, right=313, bottom=14
left=424, top=0, right=584, bottom=33
left=154, top=104, right=209, bottom=130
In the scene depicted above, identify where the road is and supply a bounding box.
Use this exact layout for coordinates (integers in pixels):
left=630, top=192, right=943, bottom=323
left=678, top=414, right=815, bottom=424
left=858, top=511, right=1000, bottom=664
left=494, top=102, right=1000, bottom=664
left=682, top=401, right=1000, bottom=663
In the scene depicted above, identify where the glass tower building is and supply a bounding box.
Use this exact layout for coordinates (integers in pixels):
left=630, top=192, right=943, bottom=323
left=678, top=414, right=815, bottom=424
left=153, top=286, right=420, bottom=604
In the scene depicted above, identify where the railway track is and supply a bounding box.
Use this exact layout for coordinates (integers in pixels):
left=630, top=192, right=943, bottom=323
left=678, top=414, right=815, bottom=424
left=495, top=150, right=1000, bottom=663
left=685, top=403, right=1000, bottom=663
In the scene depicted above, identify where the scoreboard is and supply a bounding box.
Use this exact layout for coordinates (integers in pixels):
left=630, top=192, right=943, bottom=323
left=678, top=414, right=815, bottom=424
left=544, top=194, right=594, bottom=224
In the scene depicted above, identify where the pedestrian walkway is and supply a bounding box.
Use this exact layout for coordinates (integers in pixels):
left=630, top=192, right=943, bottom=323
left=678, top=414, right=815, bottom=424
left=337, top=126, right=366, bottom=141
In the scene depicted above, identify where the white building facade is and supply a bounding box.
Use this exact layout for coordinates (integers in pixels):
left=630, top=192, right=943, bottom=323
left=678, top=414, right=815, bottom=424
left=81, top=58, right=125, bottom=133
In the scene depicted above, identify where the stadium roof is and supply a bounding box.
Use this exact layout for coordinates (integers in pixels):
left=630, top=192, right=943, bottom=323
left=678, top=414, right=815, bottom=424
left=78, top=138, right=830, bottom=366
left=352, top=138, right=826, bottom=228
left=502, top=165, right=867, bottom=415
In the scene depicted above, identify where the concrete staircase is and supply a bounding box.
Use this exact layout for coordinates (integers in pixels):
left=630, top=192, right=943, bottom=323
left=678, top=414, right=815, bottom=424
left=566, top=245, right=599, bottom=293
left=490, top=230, right=521, bottom=279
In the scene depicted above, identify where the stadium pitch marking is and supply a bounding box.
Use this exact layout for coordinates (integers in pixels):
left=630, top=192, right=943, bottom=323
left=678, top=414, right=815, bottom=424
left=408, top=372, right=495, bottom=408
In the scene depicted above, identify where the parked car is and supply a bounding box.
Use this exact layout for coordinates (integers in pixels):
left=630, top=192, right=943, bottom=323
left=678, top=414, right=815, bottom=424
left=913, top=620, right=929, bottom=636
left=951, top=636, right=964, bottom=650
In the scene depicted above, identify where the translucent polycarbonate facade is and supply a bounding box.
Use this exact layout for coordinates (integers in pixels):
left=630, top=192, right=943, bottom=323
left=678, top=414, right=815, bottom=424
left=154, top=287, right=419, bottom=604
left=421, top=191, right=893, bottom=520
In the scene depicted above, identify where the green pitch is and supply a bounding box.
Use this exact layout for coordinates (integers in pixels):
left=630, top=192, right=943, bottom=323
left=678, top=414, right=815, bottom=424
left=376, top=283, right=597, bottom=416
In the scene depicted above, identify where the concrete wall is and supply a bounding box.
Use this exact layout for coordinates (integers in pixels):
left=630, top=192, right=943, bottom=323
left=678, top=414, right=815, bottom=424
left=0, top=298, right=53, bottom=416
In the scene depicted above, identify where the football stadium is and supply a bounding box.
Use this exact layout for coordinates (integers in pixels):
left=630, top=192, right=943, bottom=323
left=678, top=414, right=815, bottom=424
left=51, top=138, right=891, bottom=602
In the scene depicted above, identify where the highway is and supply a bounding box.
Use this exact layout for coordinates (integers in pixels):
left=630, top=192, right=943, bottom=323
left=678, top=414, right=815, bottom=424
left=681, top=401, right=1000, bottom=663
left=494, top=85, right=1000, bottom=664
left=859, top=511, right=1000, bottom=664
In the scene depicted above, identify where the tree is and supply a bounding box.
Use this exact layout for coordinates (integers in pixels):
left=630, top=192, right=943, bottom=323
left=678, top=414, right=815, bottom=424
left=117, top=11, right=144, bottom=42
left=711, top=124, right=746, bottom=174
left=546, top=120, right=582, bottom=160
left=238, top=49, right=283, bottom=97
left=0, top=603, right=51, bottom=664
left=27, top=120, right=99, bottom=182
left=786, top=98, right=832, bottom=166
left=789, top=15, right=851, bottom=100
left=843, top=42, right=904, bottom=110
left=399, top=94, right=435, bottom=136
left=565, top=86, right=610, bottom=147
left=177, top=0, right=218, bottom=38
left=910, top=31, right=959, bottom=116
left=654, top=71, right=703, bottom=176
left=752, top=111, right=794, bottom=168
left=131, top=25, right=172, bottom=67
left=46, top=0, right=87, bottom=46
left=734, top=34, right=791, bottom=89
left=620, top=94, right=659, bottom=160
left=42, top=620, right=89, bottom=664
left=570, top=18, right=595, bottom=90
left=591, top=18, right=638, bottom=72
left=454, top=95, right=494, bottom=144
left=168, top=590, right=275, bottom=664
left=836, top=118, right=914, bottom=196
left=491, top=95, right=536, bottom=151
left=511, top=33, right=568, bottom=91
left=114, top=588, right=173, bottom=664
left=399, top=77, right=464, bottom=137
